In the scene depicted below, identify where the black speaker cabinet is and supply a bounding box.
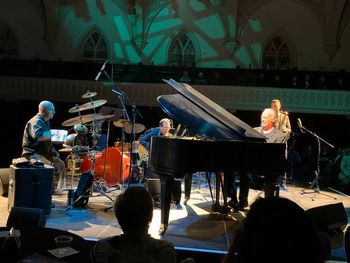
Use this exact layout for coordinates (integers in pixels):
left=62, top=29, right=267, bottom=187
left=306, top=202, right=348, bottom=232
left=145, top=178, right=182, bottom=204
left=8, top=165, right=54, bottom=214
left=0, top=168, right=9, bottom=196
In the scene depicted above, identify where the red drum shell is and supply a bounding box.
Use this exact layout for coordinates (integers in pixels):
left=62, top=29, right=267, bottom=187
left=81, top=147, right=130, bottom=186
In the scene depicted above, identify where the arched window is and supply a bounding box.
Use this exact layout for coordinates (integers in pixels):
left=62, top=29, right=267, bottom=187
left=79, top=30, right=108, bottom=61
left=0, top=24, right=18, bottom=59
left=262, top=36, right=290, bottom=70
left=168, top=32, right=196, bottom=67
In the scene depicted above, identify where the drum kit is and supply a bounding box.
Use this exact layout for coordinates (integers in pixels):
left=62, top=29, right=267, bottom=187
left=59, top=90, right=146, bottom=199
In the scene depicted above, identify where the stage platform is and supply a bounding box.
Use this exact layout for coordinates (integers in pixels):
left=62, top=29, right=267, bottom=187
left=1, top=178, right=350, bottom=262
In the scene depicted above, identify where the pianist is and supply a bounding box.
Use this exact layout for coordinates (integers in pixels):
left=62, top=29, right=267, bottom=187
left=139, top=118, right=192, bottom=204
left=139, top=118, right=172, bottom=179
left=139, top=118, right=172, bottom=150
left=226, top=108, right=289, bottom=212
left=255, top=108, right=290, bottom=192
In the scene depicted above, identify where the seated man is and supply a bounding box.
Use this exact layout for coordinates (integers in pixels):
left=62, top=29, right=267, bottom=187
left=93, top=186, right=176, bottom=263
left=139, top=118, right=192, bottom=204
left=22, top=101, right=66, bottom=194
left=139, top=118, right=172, bottom=179
left=227, top=108, right=289, bottom=211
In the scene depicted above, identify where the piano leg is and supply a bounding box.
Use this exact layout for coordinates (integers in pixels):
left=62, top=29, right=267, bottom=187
left=212, top=172, right=230, bottom=214
left=159, top=176, right=174, bottom=235
left=264, top=176, right=280, bottom=197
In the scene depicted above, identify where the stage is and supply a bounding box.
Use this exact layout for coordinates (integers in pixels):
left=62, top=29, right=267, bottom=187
left=1, top=177, right=350, bottom=262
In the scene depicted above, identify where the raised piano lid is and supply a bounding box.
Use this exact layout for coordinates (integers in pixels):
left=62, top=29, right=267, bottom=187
left=158, top=79, right=266, bottom=141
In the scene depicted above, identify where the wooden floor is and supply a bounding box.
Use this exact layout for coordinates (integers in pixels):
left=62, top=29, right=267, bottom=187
left=1, top=179, right=349, bottom=261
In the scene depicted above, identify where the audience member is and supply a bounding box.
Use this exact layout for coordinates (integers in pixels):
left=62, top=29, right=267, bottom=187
left=222, top=197, right=326, bottom=263
left=290, top=75, right=298, bottom=88
left=303, top=74, right=311, bottom=89
left=194, top=72, right=207, bottom=85
left=179, top=70, right=191, bottom=84
left=317, top=75, right=328, bottom=90
left=93, top=186, right=176, bottom=263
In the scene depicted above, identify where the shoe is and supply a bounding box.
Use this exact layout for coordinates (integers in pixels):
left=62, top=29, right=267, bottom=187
left=279, top=183, right=288, bottom=192
left=227, top=200, right=239, bottom=212
left=238, top=200, right=248, bottom=211
left=183, top=197, right=190, bottom=205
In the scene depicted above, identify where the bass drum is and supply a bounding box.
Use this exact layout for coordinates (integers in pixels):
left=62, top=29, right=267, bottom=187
left=81, top=147, right=130, bottom=186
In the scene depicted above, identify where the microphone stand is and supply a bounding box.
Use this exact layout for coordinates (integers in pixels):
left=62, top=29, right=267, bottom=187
left=112, top=88, right=143, bottom=186
left=115, top=93, right=130, bottom=191
left=300, top=125, right=337, bottom=201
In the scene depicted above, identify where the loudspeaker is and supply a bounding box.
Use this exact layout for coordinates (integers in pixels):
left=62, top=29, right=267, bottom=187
left=306, top=202, right=348, bottom=232
left=0, top=168, right=9, bottom=196
left=73, top=172, right=93, bottom=208
left=8, top=165, right=54, bottom=214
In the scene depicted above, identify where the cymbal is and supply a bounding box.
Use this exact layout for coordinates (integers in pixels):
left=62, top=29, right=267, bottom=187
left=68, top=99, right=107, bottom=113
left=124, top=123, right=146, bottom=134
left=113, top=119, right=130, bottom=128
left=61, top=114, right=116, bottom=127
left=81, top=91, right=97, bottom=99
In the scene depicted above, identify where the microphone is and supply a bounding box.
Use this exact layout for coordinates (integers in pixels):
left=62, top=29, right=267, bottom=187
left=297, top=118, right=303, bottom=131
left=112, top=88, right=125, bottom=97
left=95, top=60, right=109, bottom=81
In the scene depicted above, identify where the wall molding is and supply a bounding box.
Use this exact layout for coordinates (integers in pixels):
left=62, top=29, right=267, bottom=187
left=0, top=76, right=349, bottom=115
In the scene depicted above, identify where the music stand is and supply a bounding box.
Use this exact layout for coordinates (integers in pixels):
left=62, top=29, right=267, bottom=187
left=299, top=122, right=337, bottom=201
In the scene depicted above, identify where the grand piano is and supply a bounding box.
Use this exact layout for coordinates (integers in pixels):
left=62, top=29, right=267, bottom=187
left=149, top=79, right=288, bottom=234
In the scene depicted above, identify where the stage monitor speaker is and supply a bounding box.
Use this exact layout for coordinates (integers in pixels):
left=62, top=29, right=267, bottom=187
left=306, top=202, right=348, bottom=232
left=8, top=165, right=54, bottom=214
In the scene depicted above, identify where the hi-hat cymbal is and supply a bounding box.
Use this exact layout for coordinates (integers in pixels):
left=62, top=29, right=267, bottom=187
left=113, top=119, right=130, bottom=128
left=81, top=91, right=97, bottom=99
left=62, top=114, right=116, bottom=127
left=124, top=123, right=146, bottom=134
left=68, top=99, right=107, bottom=113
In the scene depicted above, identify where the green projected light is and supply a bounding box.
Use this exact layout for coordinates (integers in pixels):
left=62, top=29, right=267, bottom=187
left=114, top=43, right=124, bottom=59
left=248, top=19, right=262, bottom=33
left=251, top=43, right=262, bottom=64
left=126, top=45, right=141, bottom=63
left=189, top=0, right=207, bottom=12
left=150, top=37, right=171, bottom=64
left=148, top=18, right=183, bottom=34
left=195, top=33, right=218, bottom=59
left=143, top=35, right=165, bottom=57
left=235, top=46, right=253, bottom=68
left=113, top=16, right=131, bottom=41
left=194, top=15, right=225, bottom=39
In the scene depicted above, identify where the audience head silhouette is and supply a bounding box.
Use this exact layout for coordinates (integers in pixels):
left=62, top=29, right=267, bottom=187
left=224, top=197, right=325, bottom=263
left=114, top=186, right=154, bottom=236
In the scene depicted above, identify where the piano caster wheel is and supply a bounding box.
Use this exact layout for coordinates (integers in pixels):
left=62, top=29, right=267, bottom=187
left=159, top=224, right=167, bottom=236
